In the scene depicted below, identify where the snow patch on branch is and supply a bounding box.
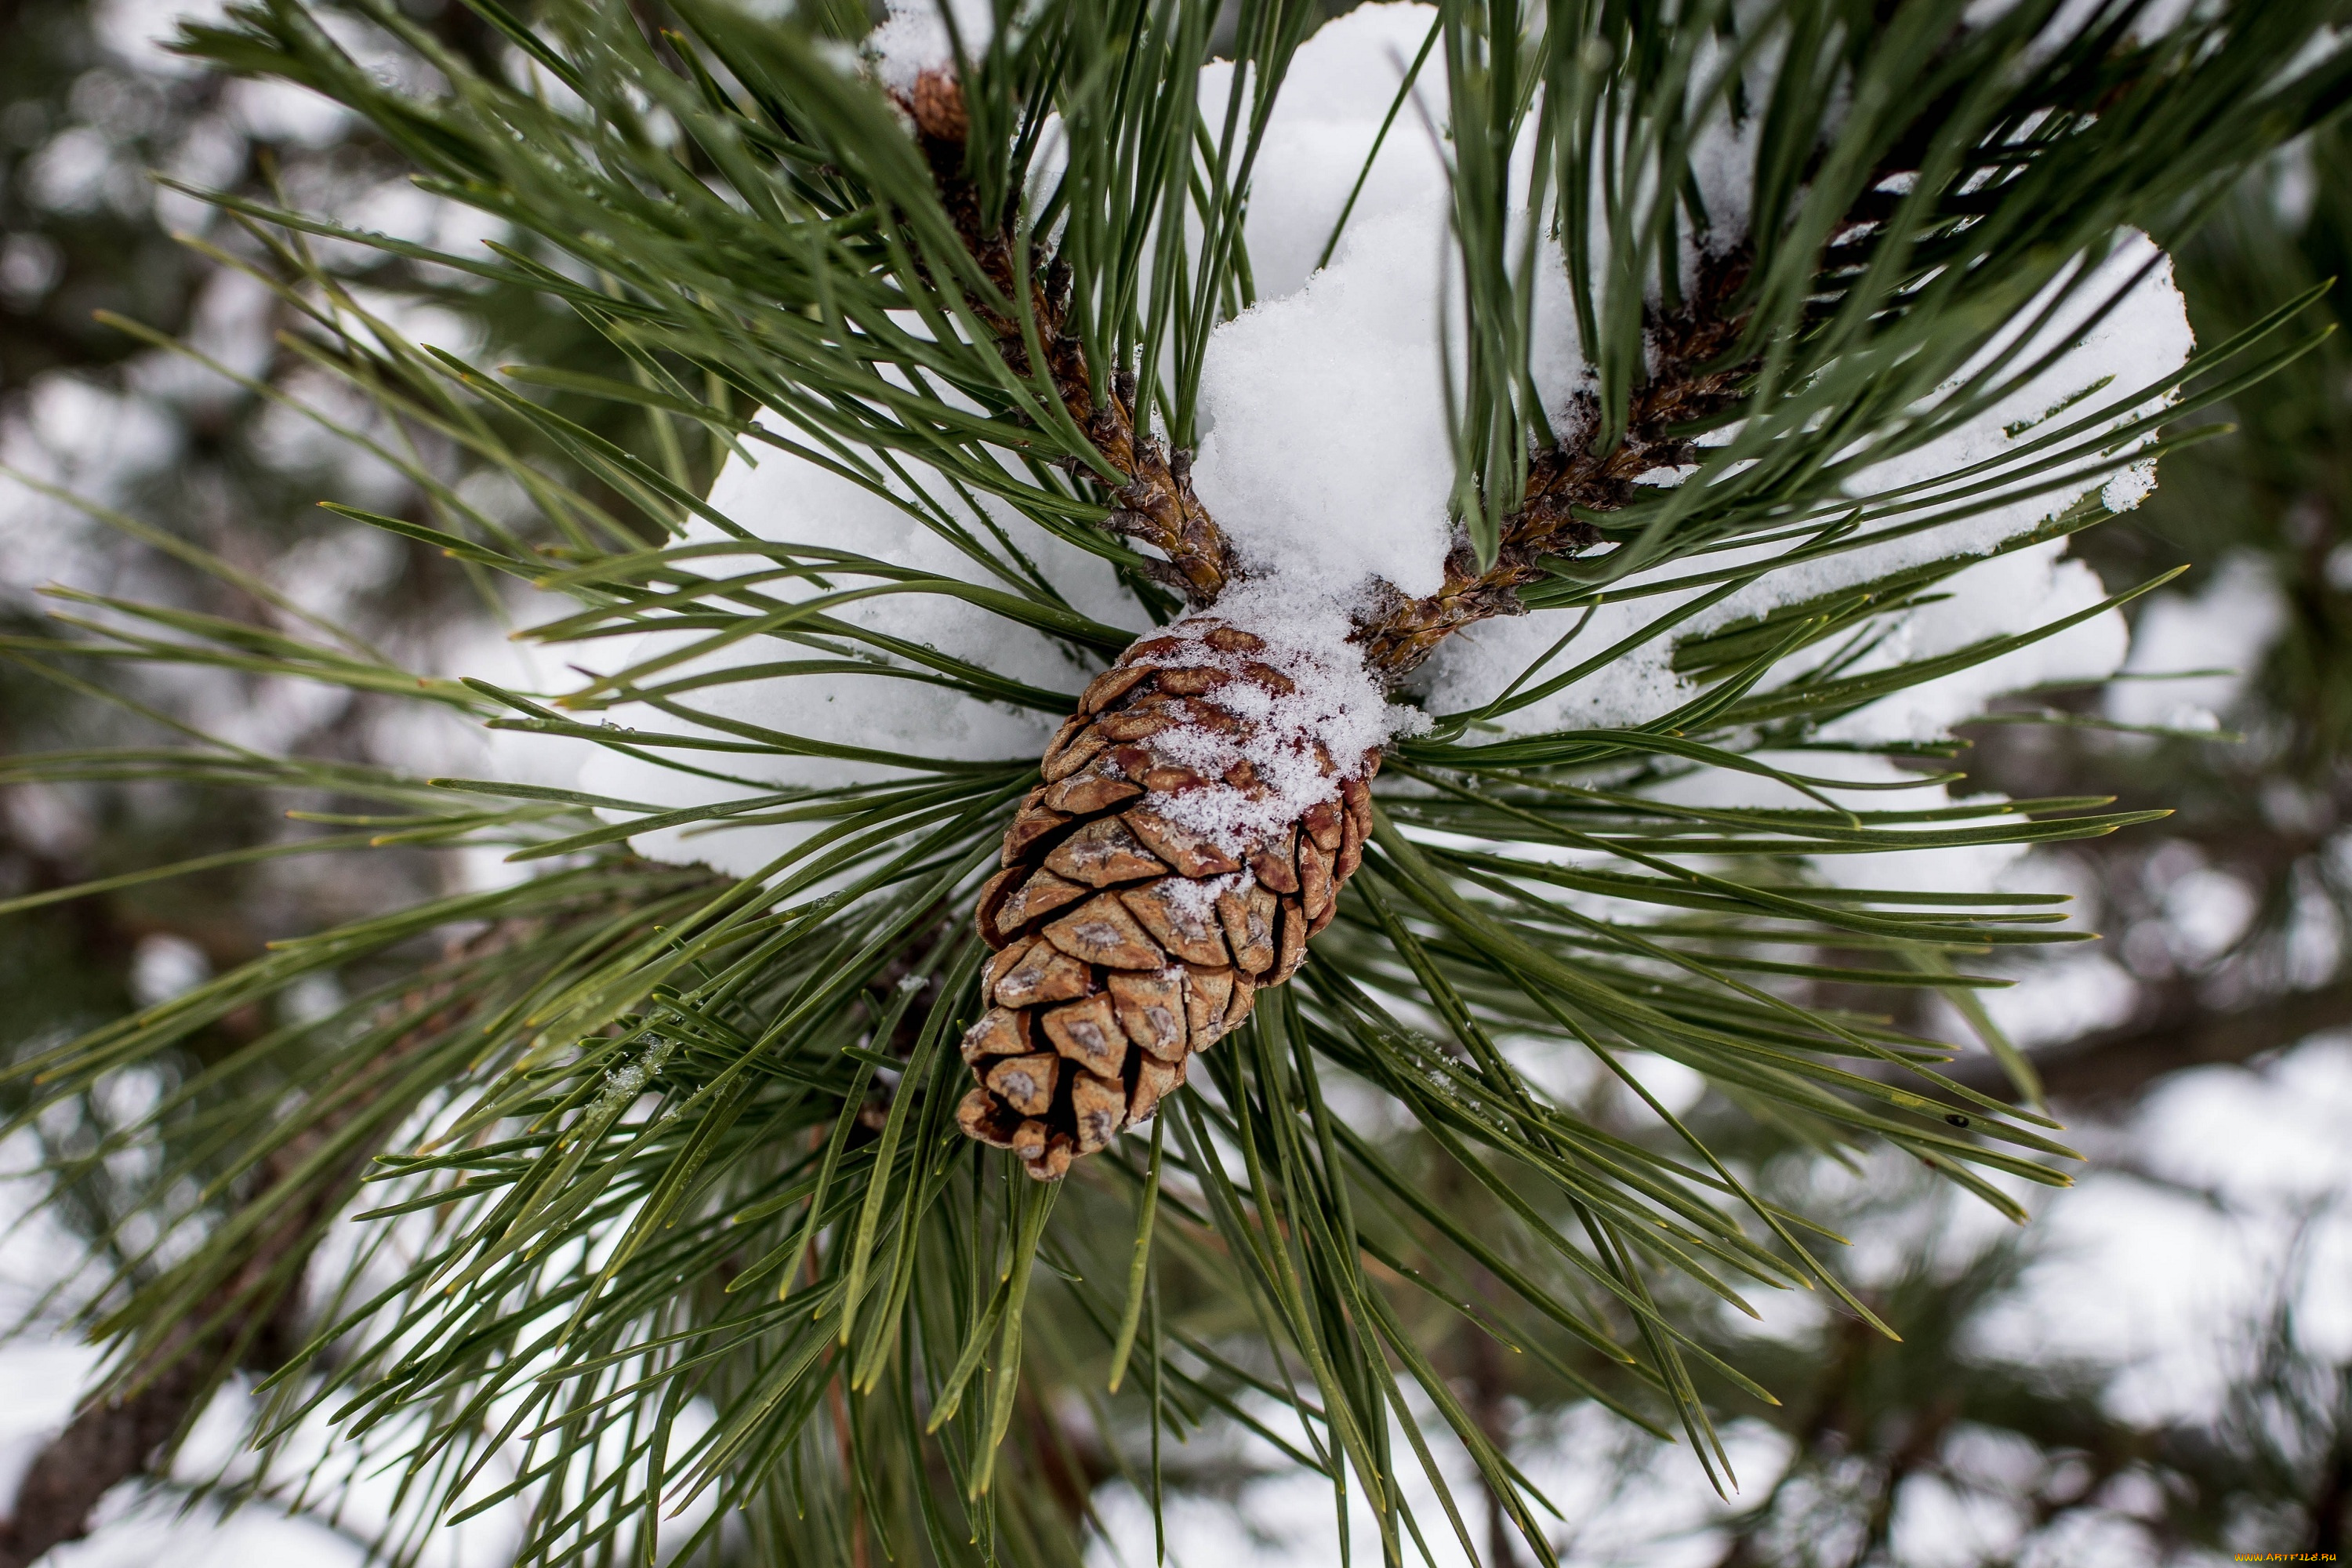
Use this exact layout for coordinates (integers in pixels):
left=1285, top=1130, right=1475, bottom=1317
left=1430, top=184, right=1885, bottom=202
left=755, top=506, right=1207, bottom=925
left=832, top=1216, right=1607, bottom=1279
left=867, top=0, right=997, bottom=93
left=543, top=416, right=1136, bottom=879
left=1186, top=5, right=1604, bottom=619
left=1423, top=233, right=2196, bottom=752
left=488, top=2, right=2199, bottom=902
left=1190, top=196, right=1589, bottom=608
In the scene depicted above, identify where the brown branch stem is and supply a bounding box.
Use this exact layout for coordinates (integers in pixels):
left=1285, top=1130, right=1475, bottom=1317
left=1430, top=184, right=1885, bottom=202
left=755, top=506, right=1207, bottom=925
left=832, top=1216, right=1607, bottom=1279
left=1947, top=975, right=2352, bottom=1106
left=908, top=74, right=1236, bottom=607
left=1356, top=249, right=1755, bottom=679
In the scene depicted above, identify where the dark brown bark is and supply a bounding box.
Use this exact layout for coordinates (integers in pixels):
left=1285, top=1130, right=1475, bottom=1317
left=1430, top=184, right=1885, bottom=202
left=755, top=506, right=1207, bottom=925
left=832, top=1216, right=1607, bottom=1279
left=0, top=1363, right=208, bottom=1568
left=1713, top=1308, right=1882, bottom=1568
left=1462, top=1269, right=1526, bottom=1568
left=1842, top=1396, right=1958, bottom=1568
left=2310, top=1427, right=2350, bottom=1557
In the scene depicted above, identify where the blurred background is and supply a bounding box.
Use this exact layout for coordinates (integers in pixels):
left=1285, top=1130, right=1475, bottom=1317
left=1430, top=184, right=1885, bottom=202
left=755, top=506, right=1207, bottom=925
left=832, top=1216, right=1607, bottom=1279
left=2, top=0, right=2347, bottom=1563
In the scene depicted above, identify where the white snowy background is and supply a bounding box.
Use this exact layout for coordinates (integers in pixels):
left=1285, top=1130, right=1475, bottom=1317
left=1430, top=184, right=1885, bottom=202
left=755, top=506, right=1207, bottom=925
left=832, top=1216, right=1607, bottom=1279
left=0, top=1, right=2341, bottom=1563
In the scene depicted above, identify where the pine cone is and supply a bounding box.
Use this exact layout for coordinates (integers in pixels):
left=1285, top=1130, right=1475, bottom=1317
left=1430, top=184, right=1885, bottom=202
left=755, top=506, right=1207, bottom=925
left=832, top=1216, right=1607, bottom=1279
left=956, top=620, right=1379, bottom=1179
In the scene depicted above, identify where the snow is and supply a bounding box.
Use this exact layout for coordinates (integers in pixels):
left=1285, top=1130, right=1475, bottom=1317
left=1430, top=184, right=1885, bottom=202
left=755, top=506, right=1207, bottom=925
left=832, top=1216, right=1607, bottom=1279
left=1415, top=235, right=2194, bottom=890
left=1192, top=196, right=1588, bottom=605
left=1121, top=588, right=1415, bottom=858
left=1964, top=0, right=2204, bottom=68
left=1815, top=543, right=2130, bottom=746
left=1185, top=5, right=2195, bottom=809
left=1190, top=5, right=1589, bottom=612
left=1191, top=200, right=1467, bottom=603
left=1196, top=3, right=1450, bottom=305
left=1679, top=29, right=1769, bottom=280
left=1421, top=234, right=2196, bottom=751
left=866, top=0, right=997, bottom=93
left=552, top=417, right=1134, bottom=877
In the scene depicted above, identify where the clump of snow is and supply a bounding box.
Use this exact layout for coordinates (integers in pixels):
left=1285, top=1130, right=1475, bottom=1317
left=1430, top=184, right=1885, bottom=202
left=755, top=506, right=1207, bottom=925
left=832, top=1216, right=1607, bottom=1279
left=1814, top=542, right=2130, bottom=746
left=1185, top=4, right=1489, bottom=612
left=1122, top=586, right=1417, bottom=858
left=1423, top=233, right=2195, bottom=755
left=539, top=416, right=1135, bottom=877
left=1196, top=4, right=1451, bottom=303
left=1189, top=5, right=1590, bottom=617
left=866, top=0, right=996, bottom=93
left=1191, top=198, right=1465, bottom=601
left=2101, top=457, right=2159, bottom=514
left=594, top=1038, right=675, bottom=1116
left=1416, top=233, right=2193, bottom=893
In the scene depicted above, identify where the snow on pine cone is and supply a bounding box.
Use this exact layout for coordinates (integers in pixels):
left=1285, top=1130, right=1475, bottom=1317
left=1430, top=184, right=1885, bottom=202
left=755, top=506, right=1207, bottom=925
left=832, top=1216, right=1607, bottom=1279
left=955, top=617, right=1388, bottom=1180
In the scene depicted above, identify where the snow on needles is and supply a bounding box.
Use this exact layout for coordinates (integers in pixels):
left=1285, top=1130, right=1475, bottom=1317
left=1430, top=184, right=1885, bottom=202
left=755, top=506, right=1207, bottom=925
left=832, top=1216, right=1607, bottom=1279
left=485, top=2, right=2196, bottom=895
left=1190, top=195, right=1588, bottom=604
left=554, top=423, right=1134, bottom=877
left=1190, top=4, right=1580, bottom=608
left=1423, top=234, right=2195, bottom=747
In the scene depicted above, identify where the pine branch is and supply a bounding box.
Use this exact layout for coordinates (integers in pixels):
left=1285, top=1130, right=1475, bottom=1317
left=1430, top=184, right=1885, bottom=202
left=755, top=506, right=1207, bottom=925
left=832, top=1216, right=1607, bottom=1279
left=25, top=3, right=2350, bottom=1553
left=909, top=72, right=1236, bottom=606
left=913, top=60, right=1745, bottom=678
left=0, top=933, right=508, bottom=1567
left=1357, top=248, right=1755, bottom=677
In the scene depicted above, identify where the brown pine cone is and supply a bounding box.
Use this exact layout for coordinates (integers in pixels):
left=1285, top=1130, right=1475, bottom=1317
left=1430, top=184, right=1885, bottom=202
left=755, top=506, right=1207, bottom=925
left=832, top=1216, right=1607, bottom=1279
left=955, top=619, right=1381, bottom=1179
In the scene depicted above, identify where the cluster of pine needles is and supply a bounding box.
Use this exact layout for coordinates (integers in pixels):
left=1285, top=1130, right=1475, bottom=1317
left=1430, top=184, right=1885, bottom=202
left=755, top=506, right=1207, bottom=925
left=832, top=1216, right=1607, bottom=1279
left=3, top=0, right=2349, bottom=1563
